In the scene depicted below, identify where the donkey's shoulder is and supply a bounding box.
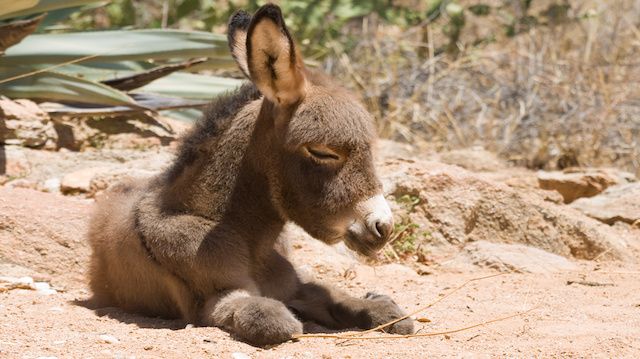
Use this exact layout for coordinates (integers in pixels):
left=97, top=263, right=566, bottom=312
left=164, top=82, right=261, bottom=184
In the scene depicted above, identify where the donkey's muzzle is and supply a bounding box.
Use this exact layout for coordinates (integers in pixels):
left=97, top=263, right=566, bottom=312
left=345, top=194, right=394, bottom=256
left=373, top=219, right=393, bottom=241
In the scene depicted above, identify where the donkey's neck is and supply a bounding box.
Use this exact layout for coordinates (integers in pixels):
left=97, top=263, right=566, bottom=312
left=160, top=85, right=284, bottom=246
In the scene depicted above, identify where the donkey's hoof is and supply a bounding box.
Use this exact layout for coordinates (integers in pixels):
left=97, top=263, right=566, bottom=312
left=363, top=292, right=415, bottom=335
left=234, top=297, right=303, bottom=346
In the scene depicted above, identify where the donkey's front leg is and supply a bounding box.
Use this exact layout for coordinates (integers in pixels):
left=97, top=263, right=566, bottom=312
left=288, top=282, right=415, bottom=334
left=201, top=289, right=303, bottom=346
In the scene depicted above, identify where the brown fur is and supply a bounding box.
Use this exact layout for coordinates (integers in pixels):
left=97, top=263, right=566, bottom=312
left=87, top=4, right=414, bottom=346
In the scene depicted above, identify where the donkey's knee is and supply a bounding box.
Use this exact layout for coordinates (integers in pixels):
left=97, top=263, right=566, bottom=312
left=201, top=290, right=302, bottom=346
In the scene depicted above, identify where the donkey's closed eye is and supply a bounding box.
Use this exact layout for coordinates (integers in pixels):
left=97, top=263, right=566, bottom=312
left=304, top=144, right=343, bottom=162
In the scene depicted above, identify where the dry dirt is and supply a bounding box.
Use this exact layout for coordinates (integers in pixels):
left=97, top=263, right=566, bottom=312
left=1, top=186, right=640, bottom=358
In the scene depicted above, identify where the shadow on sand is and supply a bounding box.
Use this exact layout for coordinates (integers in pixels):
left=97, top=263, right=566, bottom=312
left=72, top=298, right=186, bottom=330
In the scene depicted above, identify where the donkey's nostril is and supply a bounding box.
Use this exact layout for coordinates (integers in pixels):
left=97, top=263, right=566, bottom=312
left=374, top=220, right=393, bottom=241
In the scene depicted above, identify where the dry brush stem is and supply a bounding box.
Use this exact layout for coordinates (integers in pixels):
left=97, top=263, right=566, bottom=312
left=327, top=0, right=640, bottom=176
left=293, top=272, right=509, bottom=340
left=293, top=306, right=538, bottom=341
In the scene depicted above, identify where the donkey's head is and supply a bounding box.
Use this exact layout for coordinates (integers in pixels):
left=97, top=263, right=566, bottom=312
left=228, top=4, right=393, bottom=256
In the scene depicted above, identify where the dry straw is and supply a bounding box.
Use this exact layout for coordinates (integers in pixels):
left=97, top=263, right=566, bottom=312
left=293, top=272, right=537, bottom=341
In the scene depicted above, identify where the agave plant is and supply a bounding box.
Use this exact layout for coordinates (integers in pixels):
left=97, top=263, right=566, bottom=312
left=0, top=0, right=241, bottom=119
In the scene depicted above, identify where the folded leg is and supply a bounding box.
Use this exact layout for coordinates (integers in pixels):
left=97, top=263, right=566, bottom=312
left=287, top=282, right=414, bottom=334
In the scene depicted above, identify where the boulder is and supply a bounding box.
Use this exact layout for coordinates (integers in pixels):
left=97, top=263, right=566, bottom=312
left=571, top=183, right=640, bottom=225
left=375, top=139, right=417, bottom=161
left=60, top=167, right=113, bottom=194
left=437, top=147, right=507, bottom=172
left=0, top=145, right=30, bottom=184
left=446, top=240, right=578, bottom=273
left=89, top=168, right=157, bottom=197
left=0, top=98, right=56, bottom=148
left=0, top=187, right=91, bottom=286
left=537, top=168, right=636, bottom=204
left=380, top=159, right=632, bottom=261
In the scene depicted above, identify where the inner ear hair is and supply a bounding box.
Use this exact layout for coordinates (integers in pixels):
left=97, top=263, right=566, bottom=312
left=227, top=10, right=252, bottom=78
left=246, top=4, right=306, bottom=106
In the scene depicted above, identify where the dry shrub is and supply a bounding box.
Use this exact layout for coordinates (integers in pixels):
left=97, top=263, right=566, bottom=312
left=325, top=0, right=640, bottom=175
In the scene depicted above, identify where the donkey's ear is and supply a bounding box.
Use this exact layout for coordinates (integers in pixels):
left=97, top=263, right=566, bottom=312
left=228, top=10, right=252, bottom=78
left=246, top=4, right=306, bottom=106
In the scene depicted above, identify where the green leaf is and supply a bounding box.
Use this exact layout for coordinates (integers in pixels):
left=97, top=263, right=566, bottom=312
left=0, top=29, right=230, bottom=66
left=40, top=93, right=207, bottom=116
left=0, top=0, right=101, bottom=21
left=160, top=108, right=203, bottom=123
left=0, top=70, right=141, bottom=107
left=135, top=72, right=242, bottom=100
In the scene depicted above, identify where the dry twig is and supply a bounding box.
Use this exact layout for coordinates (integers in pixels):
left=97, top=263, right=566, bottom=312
left=293, top=272, right=509, bottom=340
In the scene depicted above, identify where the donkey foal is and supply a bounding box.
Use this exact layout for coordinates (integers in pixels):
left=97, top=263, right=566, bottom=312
left=88, top=4, right=414, bottom=346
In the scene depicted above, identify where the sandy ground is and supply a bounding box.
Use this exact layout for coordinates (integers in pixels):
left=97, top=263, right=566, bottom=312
left=2, top=264, right=640, bottom=358
left=1, top=185, right=640, bottom=358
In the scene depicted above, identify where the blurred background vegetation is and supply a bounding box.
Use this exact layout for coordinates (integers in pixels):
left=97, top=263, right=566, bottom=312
left=1, top=0, right=639, bottom=175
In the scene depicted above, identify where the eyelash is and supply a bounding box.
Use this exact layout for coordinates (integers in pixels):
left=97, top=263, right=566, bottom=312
left=307, top=147, right=340, bottom=161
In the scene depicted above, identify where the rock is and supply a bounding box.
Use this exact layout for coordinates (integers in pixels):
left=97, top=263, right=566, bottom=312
left=0, top=98, right=57, bottom=148
left=60, top=167, right=112, bottom=194
left=376, top=139, right=417, bottom=160
left=437, top=147, right=507, bottom=172
left=0, top=187, right=91, bottom=286
left=231, top=353, right=250, bottom=359
left=0, top=146, right=30, bottom=184
left=32, top=281, right=57, bottom=295
left=283, top=223, right=359, bottom=274
left=447, top=241, right=577, bottom=273
left=381, top=159, right=631, bottom=261
left=537, top=168, right=636, bottom=204
left=89, top=168, right=156, bottom=197
left=0, top=276, right=57, bottom=294
left=571, top=183, right=640, bottom=225
left=0, top=262, right=50, bottom=282
left=3, top=147, right=173, bottom=195
left=98, top=334, right=119, bottom=344
left=42, top=178, right=61, bottom=193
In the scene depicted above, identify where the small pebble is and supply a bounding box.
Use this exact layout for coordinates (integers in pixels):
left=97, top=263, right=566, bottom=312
left=33, top=282, right=57, bottom=295
left=43, top=178, right=61, bottom=193
left=231, top=352, right=251, bottom=359
left=98, top=334, right=119, bottom=344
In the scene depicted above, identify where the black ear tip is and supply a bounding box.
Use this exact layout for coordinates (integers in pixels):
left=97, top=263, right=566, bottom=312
left=253, top=3, right=284, bottom=25
left=228, top=10, right=252, bottom=31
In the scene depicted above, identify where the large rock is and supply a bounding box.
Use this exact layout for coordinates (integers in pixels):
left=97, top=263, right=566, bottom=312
left=446, top=240, right=578, bottom=273
left=1, top=147, right=173, bottom=196
left=571, top=183, right=640, bottom=225
left=0, top=146, right=30, bottom=184
left=0, top=98, right=56, bottom=148
left=60, top=166, right=113, bottom=194
left=537, top=168, right=636, bottom=204
left=437, top=147, right=507, bottom=172
left=381, top=159, right=633, bottom=261
left=0, top=187, right=91, bottom=285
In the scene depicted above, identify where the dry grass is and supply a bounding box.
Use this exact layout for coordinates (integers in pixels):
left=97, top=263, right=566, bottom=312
left=325, top=0, right=640, bottom=176
left=292, top=273, right=540, bottom=341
